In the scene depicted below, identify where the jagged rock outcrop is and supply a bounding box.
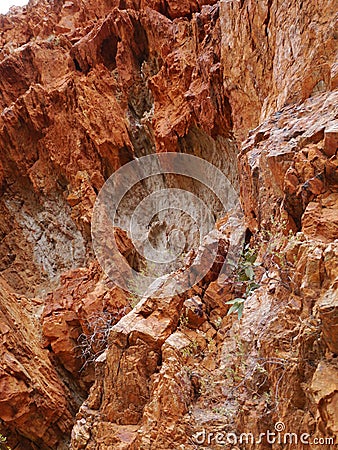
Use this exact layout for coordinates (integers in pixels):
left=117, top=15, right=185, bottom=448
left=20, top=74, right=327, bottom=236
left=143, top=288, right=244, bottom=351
left=71, top=101, right=338, bottom=448
left=41, top=261, right=130, bottom=385
left=0, top=0, right=337, bottom=449
left=0, top=278, right=77, bottom=449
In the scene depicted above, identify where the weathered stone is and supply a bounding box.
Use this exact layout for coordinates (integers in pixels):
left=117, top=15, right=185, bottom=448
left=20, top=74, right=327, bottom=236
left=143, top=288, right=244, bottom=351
left=0, top=0, right=337, bottom=449
left=318, top=286, right=338, bottom=354
left=310, top=360, right=338, bottom=435
left=41, top=261, right=130, bottom=385
left=0, top=280, right=76, bottom=447
left=324, top=121, right=338, bottom=157
left=183, top=296, right=207, bottom=329
left=302, top=193, right=338, bottom=242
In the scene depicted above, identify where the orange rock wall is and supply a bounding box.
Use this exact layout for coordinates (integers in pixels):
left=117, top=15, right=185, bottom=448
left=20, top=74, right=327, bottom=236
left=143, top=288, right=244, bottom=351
left=0, top=0, right=337, bottom=449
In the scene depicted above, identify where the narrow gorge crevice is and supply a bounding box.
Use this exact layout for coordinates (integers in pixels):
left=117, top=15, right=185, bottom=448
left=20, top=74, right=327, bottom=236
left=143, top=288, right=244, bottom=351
left=0, top=0, right=337, bottom=449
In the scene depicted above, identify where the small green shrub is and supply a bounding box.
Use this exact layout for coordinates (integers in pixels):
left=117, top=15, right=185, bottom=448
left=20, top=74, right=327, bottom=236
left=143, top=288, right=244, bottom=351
left=0, top=434, right=11, bottom=450
left=46, top=34, right=60, bottom=46
left=181, top=339, right=199, bottom=358
left=227, top=217, right=301, bottom=319
left=226, top=244, right=260, bottom=319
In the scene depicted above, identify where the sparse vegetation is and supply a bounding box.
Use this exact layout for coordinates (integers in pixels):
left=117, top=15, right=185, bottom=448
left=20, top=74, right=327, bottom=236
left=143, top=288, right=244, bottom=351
left=128, top=292, right=142, bottom=309
left=227, top=217, right=302, bottom=319
left=46, top=34, right=60, bottom=46
left=226, top=243, right=260, bottom=319
left=206, top=337, right=216, bottom=353
left=178, top=314, right=189, bottom=329
left=258, top=216, right=302, bottom=290
left=223, top=335, right=294, bottom=415
left=77, top=310, right=121, bottom=370
left=181, top=339, right=199, bottom=358
left=213, top=316, right=222, bottom=329
left=0, top=434, right=10, bottom=450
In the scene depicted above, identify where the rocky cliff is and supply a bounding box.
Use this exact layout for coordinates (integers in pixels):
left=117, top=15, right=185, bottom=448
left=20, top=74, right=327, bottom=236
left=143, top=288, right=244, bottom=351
left=0, top=0, right=337, bottom=449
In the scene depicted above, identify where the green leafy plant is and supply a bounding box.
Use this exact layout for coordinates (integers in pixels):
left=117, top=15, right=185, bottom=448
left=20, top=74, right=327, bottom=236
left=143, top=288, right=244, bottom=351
left=225, top=297, right=245, bottom=319
left=226, top=244, right=260, bottom=319
left=178, top=314, right=189, bottom=329
left=0, top=434, right=11, bottom=450
left=46, top=34, right=60, bottom=46
left=128, top=292, right=141, bottom=309
left=226, top=218, right=301, bottom=320
left=213, top=316, right=222, bottom=329
left=181, top=339, right=199, bottom=358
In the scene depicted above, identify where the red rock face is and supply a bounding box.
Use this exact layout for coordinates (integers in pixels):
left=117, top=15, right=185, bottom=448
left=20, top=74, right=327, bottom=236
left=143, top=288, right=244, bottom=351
left=0, top=0, right=337, bottom=449
left=0, top=278, right=75, bottom=449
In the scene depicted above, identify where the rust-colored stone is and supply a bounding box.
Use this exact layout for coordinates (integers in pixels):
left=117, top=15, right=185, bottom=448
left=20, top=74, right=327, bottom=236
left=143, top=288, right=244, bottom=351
left=0, top=0, right=337, bottom=449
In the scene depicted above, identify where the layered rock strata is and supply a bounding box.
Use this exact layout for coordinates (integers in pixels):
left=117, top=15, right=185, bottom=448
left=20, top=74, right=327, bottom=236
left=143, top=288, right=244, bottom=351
left=0, top=0, right=336, bottom=449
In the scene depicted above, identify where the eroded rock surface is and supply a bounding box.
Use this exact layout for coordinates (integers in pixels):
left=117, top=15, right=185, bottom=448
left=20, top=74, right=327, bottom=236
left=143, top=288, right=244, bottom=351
left=0, top=279, right=77, bottom=449
left=0, top=0, right=337, bottom=449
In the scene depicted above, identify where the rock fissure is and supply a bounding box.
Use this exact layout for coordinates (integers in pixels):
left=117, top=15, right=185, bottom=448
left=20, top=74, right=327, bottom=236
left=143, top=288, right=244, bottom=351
left=0, top=0, right=337, bottom=449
